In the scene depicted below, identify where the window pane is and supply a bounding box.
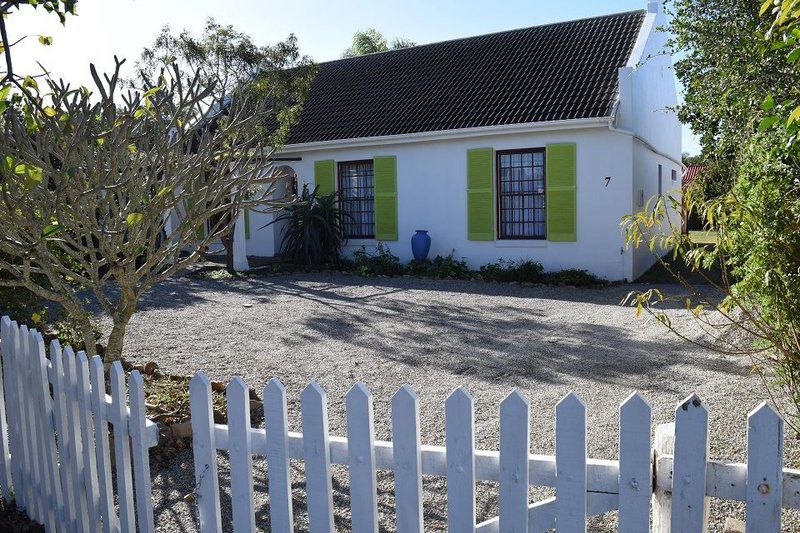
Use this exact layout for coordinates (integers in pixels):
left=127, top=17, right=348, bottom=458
left=338, top=161, right=375, bottom=238
left=497, top=149, right=546, bottom=239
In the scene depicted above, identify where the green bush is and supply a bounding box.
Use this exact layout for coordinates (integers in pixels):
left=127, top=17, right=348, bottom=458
left=351, top=243, right=405, bottom=276
left=410, top=254, right=470, bottom=279
left=478, top=259, right=544, bottom=283
left=270, top=185, right=347, bottom=266
left=542, top=268, right=603, bottom=287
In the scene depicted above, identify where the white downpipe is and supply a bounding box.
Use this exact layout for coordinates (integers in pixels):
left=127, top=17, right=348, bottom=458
left=607, top=121, right=686, bottom=171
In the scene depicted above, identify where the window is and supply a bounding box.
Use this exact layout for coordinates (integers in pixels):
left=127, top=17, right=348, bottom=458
left=496, top=148, right=546, bottom=239
left=338, top=160, right=375, bottom=238
left=671, top=169, right=678, bottom=182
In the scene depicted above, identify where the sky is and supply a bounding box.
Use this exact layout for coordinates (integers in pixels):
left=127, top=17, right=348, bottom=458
left=11, top=0, right=700, bottom=154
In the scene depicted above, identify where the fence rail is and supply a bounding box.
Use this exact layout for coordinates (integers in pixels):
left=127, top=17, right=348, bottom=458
left=1, top=314, right=799, bottom=532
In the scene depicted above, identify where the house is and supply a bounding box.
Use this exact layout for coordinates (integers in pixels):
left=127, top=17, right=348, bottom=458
left=241, top=1, right=682, bottom=281
left=682, top=163, right=706, bottom=234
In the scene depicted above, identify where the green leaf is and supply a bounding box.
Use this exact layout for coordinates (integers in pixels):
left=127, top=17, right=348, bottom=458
left=156, top=185, right=173, bottom=198
left=760, top=0, right=772, bottom=16
left=37, top=35, right=53, bottom=46
left=761, top=94, right=775, bottom=111
left=22, top=77, right=38, bottom=91
left=43, top=106, right=56, bottom=117
left=788, top=105, right=800, bottom=126
left=788, top=46, right=800, bottom=63
left=42, top=223, right=62, bottom=237
left=0, top=84, right=11, bottom=101
left=759, top=115, right=780, bottom=131
left=126, top=213, right=144, bottom=225
left=133, top=108, right=145, bottom=119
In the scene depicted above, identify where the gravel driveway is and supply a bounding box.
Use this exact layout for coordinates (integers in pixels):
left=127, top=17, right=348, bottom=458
left=116, top=271, right=799, bottom=532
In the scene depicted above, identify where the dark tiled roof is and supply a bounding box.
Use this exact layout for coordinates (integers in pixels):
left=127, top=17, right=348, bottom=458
left=286, top=10, right=646, bottom=145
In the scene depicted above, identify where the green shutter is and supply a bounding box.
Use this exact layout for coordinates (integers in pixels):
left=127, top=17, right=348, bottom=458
left=373, top=156, right=398, bottom=241
left=467, top=148, right=494, bottom=240
left=546, top=143, right=577, bottom=242
left=314, top=160, right=335, bottom=196
left=244, top=208, right=251, bottom=240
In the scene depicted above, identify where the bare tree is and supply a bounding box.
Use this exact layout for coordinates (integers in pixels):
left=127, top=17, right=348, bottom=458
left=0, top=57, right=290, bottom=362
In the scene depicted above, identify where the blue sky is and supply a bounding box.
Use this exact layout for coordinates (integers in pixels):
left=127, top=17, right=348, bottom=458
left=13, top=0, right=700, bottom=154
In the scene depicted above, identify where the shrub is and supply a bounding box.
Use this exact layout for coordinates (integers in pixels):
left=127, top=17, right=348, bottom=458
left=542, top=269, right=603, bottom=287
left=478, top=259, right=544, bottom=283
left=271, top=185, right=347, bottom=266
left=351, top=243, right=405, bottom=276
left=411, top=254, right=470, bottom=279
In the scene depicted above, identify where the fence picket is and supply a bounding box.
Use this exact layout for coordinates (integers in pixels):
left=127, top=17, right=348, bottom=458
left=26, top=331, right=52, bottom=530
left=20, top=327, right=43, bottom=523
left=32, top=333, right=62, bottom=532
left=301, top=382, right=335, bottom=533
left=10, top=321, right=30, bottom=513
left=499, top=389, right=529, bottom=533
left=64, top=346, right=90, bottom=531
left=446, top=386, right=475, bottom=533
left=746, top=402, right=783, bottom=533
left=129, top=370, right=155, bottom=533
left=90, top=356, right=117, bottom=533
left=555, top=392, right=586, bottom=532
left=391, top=385, right=424, bottom=533
left=227, top=377, right=255, bottom=533
left=189, top=373, right=222, bottom=533
left=76, top=352, right=99, bottom=530
left=618, top=392, right=651, bottom=533
left=110, top=362, right=136, bottom=533
left=0, top=317, right=22, bottom=503
left=50, top=340, right=76, bottom=531
left=263, top=378, right=294, bottom=533
left=346, top=382, right=378, bottom=533
left=0, top=317, right=13, bottom=501
left=671, top=393, right=709, bottom=531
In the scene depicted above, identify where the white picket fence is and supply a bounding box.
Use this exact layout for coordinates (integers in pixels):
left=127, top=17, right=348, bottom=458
left=1, top=314, right=799, bottom=532
left=189, top=374, right=800, bottom=533
left=0, top=316, right=159, bottom=533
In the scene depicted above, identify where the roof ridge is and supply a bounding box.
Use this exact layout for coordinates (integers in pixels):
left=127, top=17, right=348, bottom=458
left=319, top=9, right=647, bottom=66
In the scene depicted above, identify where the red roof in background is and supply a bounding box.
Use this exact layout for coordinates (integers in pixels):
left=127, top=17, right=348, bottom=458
left=683, top=164, right=705, bottom=186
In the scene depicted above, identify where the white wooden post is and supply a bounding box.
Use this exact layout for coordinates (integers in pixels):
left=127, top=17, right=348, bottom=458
left=33, top=333, right=62, bottom=531
left=64, top=346, right=90, bottom=530
left=555, top=392, right=586, bottom=532
left=263, top=378, right=294, bottom=532
left=51, top=339, right=76, bottom=530
left=346, top=382, right=379, bottom=533
left=619, top=392, right=651, bottom=533
left=189, top=372, right=222, bottom=533
left=76, top=352, right=99, bottom=530
left=499, top=389, right=529, bottom=533
left=391, top=385, right=424, bottom=533
left=0, top=317, right=21, bottom=502
left=20, top=327, right=43, bottom=522
left=90, top=355, right=117, bottom=533
left=227, top=376, right=256, bottom=533
left=300, top=382, right=335, bottom=533
left=0, top=317, right=13, bottom=501
left=129, top=370, right=155, bottom=533
left=110, top=361, right=136, bottom=533
left=670, top=393, right=709, bottom=532
left=10, top=321, right=30, bottom=513
left=746, top=402, right=783, bottom=533
left=652, top=422, right=673, bottom=533
left=446, top=386, right=475, bottom=533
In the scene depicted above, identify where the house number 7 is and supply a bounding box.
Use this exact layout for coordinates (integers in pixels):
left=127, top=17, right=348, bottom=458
left=604, top=176, right=612, bottom=187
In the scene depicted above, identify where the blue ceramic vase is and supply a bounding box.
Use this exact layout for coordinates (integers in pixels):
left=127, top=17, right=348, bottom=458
left=411, top=230, right=431, bottom=261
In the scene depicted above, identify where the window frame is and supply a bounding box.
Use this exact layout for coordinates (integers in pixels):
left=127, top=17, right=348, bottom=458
left=337, top=159, right=376, bottom=239
left=495, top=147, right=547, bottom=240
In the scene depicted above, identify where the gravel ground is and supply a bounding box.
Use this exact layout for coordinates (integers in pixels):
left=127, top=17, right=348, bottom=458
left=115, top=271, right=800, bottom=532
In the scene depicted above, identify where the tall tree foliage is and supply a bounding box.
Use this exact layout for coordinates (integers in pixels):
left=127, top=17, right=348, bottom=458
left=341, top=28, right=416, bottom=58
left=623, top=0, right=800, bottom=429
left=134, top=18, right=316, bottom=273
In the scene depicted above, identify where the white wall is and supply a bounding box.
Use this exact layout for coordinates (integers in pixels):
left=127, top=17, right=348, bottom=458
left=250, top=126, right=636, bottom=281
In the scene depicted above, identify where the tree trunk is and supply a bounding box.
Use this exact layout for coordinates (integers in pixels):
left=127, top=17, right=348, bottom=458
left=105, top=313, right=132, bottom=364
left=222, top=231, right=235, bottom=275
left=78, top=316, right=98, bottom=358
